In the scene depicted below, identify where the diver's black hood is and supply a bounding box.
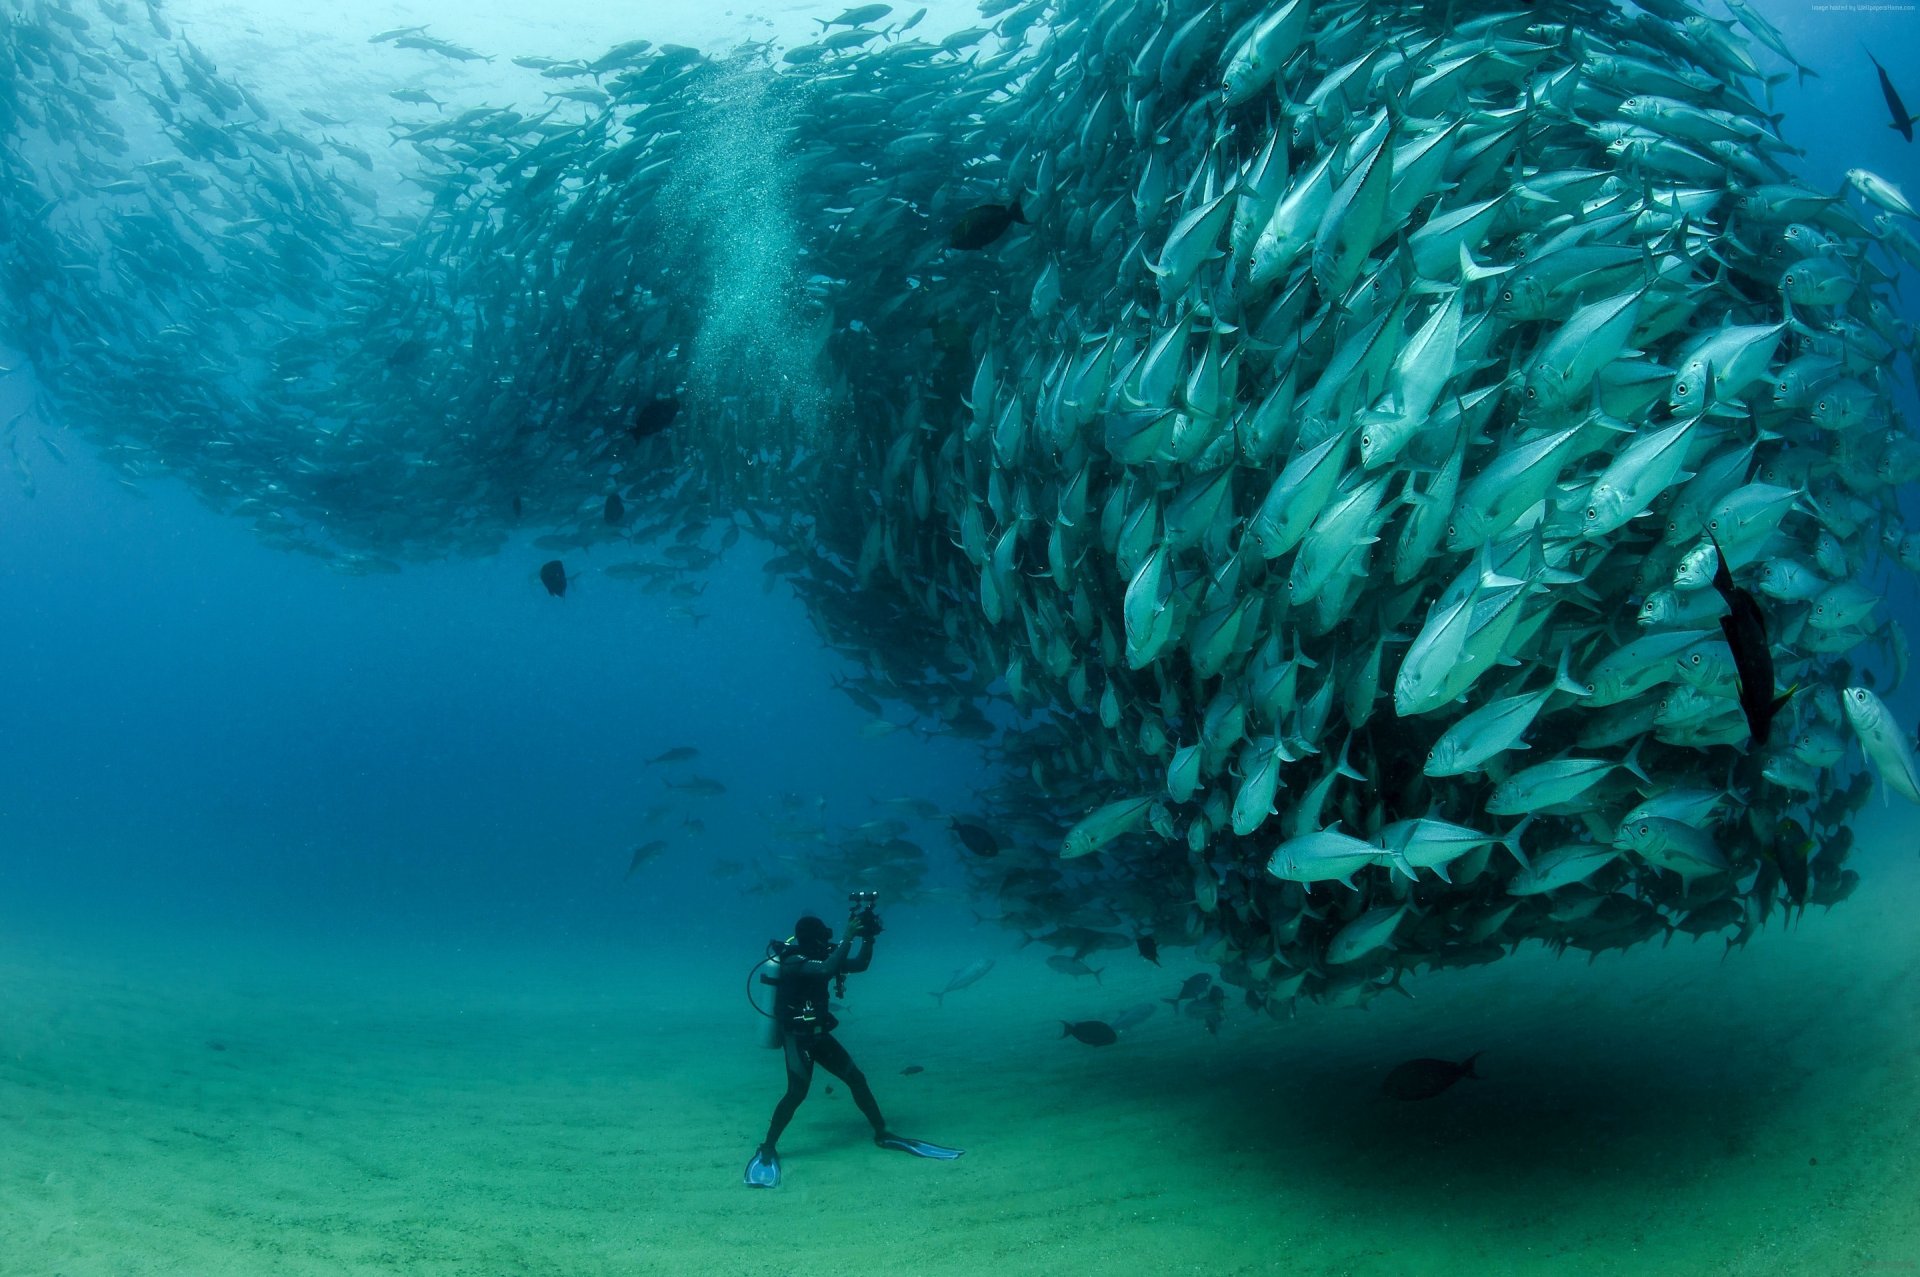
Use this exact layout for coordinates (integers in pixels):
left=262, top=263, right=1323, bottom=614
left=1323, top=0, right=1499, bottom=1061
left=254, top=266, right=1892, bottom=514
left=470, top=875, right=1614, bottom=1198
left=793, top=914, right=833, bottom=957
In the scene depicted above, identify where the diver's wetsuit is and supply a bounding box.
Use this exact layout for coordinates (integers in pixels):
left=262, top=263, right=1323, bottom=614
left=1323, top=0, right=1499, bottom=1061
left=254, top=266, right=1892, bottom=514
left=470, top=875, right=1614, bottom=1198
left=762, top=932, right=887, bottom=1150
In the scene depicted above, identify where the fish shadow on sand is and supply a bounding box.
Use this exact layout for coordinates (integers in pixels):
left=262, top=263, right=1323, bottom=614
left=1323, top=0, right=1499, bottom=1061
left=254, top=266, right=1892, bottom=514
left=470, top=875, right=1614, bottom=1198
left=1200, top=1033, right=1820, bottom=1216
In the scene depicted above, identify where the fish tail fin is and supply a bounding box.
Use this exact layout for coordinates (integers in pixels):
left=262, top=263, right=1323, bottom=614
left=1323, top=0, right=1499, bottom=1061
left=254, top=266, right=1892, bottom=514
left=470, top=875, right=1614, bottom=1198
left=1461, top=1051, right=1483, bottom=1078
left=1093, top=968, right=1104, bottom=985
left=1502, top=815, right=1534, bottom=870
left=1336, top=733, right=1365, bottom=782
left=1553, top=645, right=1593, bottom=698
left=1622, top=737, right=1653, bottom=786
left=1457, top=242, right=1508, bottom=283
left=930, top=991, right=944, bottom=1006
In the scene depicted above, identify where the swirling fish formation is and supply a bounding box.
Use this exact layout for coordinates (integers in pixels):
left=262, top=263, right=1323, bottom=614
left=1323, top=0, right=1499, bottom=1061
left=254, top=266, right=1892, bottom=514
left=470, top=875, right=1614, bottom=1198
left=4, top=0, right=1919, bottom=1014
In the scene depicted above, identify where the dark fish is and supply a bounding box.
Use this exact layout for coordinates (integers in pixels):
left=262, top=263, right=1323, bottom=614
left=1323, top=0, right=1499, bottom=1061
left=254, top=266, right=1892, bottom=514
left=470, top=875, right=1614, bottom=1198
left=604, top=492, right=625, bottom=524
left=631, top=396, right=679, bottom=440
left=949, top=199, right=1026, bottom=250
left=625, top=840, right=668, bottom=878
left=539, top=559, right=568, bottom=597
left=900, top=1064, right=924, bottom=1075
left=1060, top=1019, right=1118, bottom=1046
left=1135, top=933, right=1159, bottom=965
left=1164, top=973, right=1211, bottom=1006
left=645, top=746, right=699, bottom=765
left=1382, top=1052, right=1483, bottom=1101
left=511, top=494, right=522, bottom=519
left=1866, top=49, right=1920, bottom=142
left=820, top=3, right=892, bottom=27
left=1046, top=955, right=1103, bottom=982
left=1707, top=533, right=1793, bottom=746
left=951, top=819, right=999, bottom=857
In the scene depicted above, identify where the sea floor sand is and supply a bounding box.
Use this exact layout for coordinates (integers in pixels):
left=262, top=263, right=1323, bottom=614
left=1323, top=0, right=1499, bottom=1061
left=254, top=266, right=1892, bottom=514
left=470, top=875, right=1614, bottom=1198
left=2, top=819, right=1916, bottom=1277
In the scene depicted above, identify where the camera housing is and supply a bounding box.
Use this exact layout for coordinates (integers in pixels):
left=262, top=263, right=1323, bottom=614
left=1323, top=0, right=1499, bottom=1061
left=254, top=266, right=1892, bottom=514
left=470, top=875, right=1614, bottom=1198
left=848, top=890, right=882, bottom=939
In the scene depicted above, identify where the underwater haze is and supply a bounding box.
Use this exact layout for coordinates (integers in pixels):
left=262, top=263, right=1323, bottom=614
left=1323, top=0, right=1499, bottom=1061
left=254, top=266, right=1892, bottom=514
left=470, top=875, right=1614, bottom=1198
left=4, top=0, right=1920, bottom=1273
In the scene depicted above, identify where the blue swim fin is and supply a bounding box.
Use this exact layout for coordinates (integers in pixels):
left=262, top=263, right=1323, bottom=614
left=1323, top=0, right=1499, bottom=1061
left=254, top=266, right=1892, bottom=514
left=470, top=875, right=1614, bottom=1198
left=875, top=1132, right=964, bottom=1159
left=743, top=1144, right=782, bottom=1188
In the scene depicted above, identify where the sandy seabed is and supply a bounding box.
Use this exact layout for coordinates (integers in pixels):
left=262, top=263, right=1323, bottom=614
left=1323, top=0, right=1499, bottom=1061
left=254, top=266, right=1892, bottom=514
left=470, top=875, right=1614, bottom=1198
left=2, top=817, right=1916, bottom=1277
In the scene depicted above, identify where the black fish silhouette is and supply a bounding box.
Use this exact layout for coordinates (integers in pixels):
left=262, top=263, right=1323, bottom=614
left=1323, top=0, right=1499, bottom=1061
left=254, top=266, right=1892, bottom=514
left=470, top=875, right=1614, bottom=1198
left=1866, top=48, right=1920, bottom=142
left=1707, top=532, right=1793, bottom=746
left=949, top=199, right=1026, bottom=249
left=1060, top=1019, right=1117, bottom=1046
left=631, top=396, right=679, bottom=440
left=951, top=819, right=999, bottom=857
left=1382, top=1052, right=1482, bottom=1100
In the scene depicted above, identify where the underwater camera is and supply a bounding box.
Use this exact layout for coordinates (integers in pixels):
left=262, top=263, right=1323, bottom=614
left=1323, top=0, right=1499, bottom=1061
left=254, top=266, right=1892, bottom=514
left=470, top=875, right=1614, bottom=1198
left=848, top=890, right=882, bottom=937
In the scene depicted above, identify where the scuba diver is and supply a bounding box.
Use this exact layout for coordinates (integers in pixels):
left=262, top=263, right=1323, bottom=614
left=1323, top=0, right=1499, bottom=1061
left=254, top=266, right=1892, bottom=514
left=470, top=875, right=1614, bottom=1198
left=744, top=892, right=962, bottom=1188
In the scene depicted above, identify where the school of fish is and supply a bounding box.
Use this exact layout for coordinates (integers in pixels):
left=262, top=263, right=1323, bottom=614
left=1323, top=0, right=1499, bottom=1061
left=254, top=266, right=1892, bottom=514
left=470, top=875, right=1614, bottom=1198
left=3, top=0, right=1919, bottom=1017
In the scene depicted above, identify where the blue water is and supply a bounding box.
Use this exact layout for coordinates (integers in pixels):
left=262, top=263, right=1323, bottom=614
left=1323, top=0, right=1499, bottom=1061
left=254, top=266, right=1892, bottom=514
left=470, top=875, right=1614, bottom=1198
left=4, top=0, right=1920, bottom=1272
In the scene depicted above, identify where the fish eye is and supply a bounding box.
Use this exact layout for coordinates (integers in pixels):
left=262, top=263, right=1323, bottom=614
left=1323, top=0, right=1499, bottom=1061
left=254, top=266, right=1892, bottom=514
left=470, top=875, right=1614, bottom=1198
left=1501, top=289, right=1513, bottom=302
left=1676, top=382, right=1688, bottom=395
left=1816, top=400, right=1827, bottom=412
left=1525, top=386, right=1536, bottom=399
left=1586, top=507, right=1597, bottom=520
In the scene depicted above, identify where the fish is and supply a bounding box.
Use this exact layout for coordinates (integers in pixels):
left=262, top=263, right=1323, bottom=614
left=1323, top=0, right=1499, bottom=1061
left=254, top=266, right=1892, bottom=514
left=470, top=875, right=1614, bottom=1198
left=1707, top=532, right=1793, bottom=747
left=644, top=746, right=699, bottom=766
left=1046, top=955, right=1103, bottom=982
left=625, top=840, right=668, bottom=877
left=1060, top=1020, right=1118, bottom=1046
left=538, top=561, right=568, bottom=598
left=630, top=397, right=679, bottom=440
left=1135, top=934, right=1159, bottom=965
left=1865, top=49, right=1920, bottom=143
left=1164, top=973, right=1212, bottom=1007
left=951, top=820, right=999, bottom=857
left=1841, top=687, right=1920, bottom=803
left=900, top=1064, right=924, bottom=1075
left=1109, top=1002, right=1157, bottom=1033
left=665, top=776, right=727, bottom=796
left=948, top=200, right=1026, bottom=250
left=930, top=958, right=994, bottom=1006
left=1381, top=1053, right=1483, bottom=1101
left=819, top=4, right=892, bottom=27
left=604, top=492, right=625, bottom=525
left=1060, top=797, right=1153, bottom=859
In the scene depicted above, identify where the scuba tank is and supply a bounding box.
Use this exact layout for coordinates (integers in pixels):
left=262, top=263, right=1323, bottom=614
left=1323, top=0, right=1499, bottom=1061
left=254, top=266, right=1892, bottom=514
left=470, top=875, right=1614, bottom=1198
left=746, top=938, right=788, bottom=1049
